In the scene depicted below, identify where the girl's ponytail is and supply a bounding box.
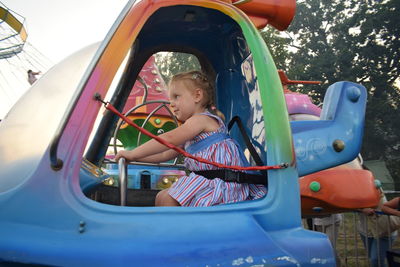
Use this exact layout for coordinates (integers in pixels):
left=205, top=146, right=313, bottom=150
left=208, top=104, right=225, bottom=121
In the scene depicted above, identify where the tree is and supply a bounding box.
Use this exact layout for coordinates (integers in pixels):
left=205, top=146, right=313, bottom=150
left=260, top=27, right=291, bottom=71
left=154, top=52, right=200, bottom=82
left=279, top=0, right=400, bottom=181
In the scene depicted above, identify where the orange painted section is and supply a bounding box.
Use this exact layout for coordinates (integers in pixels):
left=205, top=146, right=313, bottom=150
left=90, top=0, right=296, bottom=107
left=278, top=70, right=321, bottom=86
left=232, top=0, right=296, bottom=30
left=300, top=169, right=380, bottom=216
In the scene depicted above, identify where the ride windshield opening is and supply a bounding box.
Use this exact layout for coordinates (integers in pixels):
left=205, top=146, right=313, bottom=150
left=81, top=5, right=267, bottom=207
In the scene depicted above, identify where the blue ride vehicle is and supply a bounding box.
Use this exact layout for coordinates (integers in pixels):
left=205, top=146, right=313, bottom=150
left=0, top=0, right=367, bottom=266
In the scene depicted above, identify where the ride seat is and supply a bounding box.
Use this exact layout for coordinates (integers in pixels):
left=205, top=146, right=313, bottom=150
left=215, top=69, right=248, bottom=112
left=216, top=69, right=266, bottom=178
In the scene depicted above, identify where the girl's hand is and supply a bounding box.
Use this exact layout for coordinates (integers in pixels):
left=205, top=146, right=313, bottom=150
left=361, top=208, right=375, bottom=216
left=114, top=150, right=131, bottom=162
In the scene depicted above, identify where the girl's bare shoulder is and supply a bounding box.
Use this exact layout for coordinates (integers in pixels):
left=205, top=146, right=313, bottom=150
left=189, top=113, right=219, bottom=132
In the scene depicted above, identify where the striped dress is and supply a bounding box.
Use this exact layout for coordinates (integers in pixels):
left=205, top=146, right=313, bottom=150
left=168, top=112, right=267, bottom=207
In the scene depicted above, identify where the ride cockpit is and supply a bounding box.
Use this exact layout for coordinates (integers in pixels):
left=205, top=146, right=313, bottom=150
left=81, top=4, right=268, bottom=207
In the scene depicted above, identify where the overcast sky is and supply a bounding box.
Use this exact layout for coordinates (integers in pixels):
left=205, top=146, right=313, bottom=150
left=0, top=0, right=128, bottom=118
left=1, top=0, right=127, bottom=63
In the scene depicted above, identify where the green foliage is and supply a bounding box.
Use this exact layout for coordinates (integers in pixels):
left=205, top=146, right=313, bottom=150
left=260, top=27, right=291, bottom=70
left=154, top=52, right=200, bottom=83
left=266, top=0, right=400, bottom=181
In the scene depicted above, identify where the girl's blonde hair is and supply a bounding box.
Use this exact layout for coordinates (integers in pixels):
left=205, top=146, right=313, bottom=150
left=169, top=70, right=225, bottom=120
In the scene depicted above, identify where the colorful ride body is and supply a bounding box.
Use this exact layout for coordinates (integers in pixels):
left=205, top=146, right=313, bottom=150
left=284, top=88, right=380, bottom=216
left=0, top=0, right=367, bottom=266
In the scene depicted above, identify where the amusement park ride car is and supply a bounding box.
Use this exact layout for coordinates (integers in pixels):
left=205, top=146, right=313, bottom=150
left=0, top=0, right=379, bottom=266
left=279, top=71, right=380, bottom=216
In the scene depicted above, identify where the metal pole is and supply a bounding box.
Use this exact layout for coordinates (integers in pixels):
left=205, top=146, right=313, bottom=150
left=387, top=215, right=392, bottom=248
left=343, top=214, right=348, bottom=266
left=118, top=157, right=127, bottom=206
left=354, top=213, right=359, bottom=267
left=364, top=213, right=370, bottom=267
left=375, top=216, right=381, bottom=267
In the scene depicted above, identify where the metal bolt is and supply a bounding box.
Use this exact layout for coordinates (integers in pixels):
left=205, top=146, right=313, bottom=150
left=333, top=139, right=345, bottom=152
left=79, top=221, right=86, bottom=234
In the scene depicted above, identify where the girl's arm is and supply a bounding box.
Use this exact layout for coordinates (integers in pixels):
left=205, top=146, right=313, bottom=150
left=382, top=197, right=400, bottom=216
left=114, top=114, right=209, bottom=162
left=121, top=149, right=179, bottom=163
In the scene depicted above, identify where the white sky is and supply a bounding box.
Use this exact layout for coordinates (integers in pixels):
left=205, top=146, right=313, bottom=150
left=1, top=0, right=128, bottom=63
left=0, top=0, right=128, bottom=119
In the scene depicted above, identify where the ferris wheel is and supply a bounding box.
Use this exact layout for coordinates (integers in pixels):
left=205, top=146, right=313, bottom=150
left=0, top=1, right=27, bottom=59
left=0, top=1, right=53, bottom=119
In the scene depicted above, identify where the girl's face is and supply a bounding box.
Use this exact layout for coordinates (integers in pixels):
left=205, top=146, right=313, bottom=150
left=169, top=80, right=203, bottom=121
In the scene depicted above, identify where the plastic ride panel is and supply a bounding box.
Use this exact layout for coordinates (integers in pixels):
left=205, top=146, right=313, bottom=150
left=281, top=72, right=380, bottom=216
left=0, top=0, right=368, bottom=266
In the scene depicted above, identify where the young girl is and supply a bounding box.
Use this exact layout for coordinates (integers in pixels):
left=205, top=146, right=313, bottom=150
left=115, top=70, right=267, bottom=206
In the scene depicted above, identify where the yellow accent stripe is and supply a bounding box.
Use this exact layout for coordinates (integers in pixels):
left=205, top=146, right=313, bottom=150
left=0, top=7, right=27, bottom=41
left=119, top=115, right=177, bottom=129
